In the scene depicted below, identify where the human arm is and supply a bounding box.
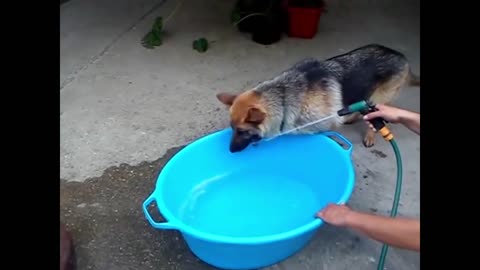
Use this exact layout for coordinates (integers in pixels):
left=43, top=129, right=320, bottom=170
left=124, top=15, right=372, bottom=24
left=398, top=109, right=420, bottom=135
left=363, top=104, right=420, bottom=135
left=316, top=204, right=420, bottom=251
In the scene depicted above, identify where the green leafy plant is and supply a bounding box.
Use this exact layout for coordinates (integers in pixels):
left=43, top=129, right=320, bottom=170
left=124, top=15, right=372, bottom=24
left=142, top=16, right=164, bottom=49
left=192, top=38, right=209, bottom=53
left=141, top=0, right=185, bottom=49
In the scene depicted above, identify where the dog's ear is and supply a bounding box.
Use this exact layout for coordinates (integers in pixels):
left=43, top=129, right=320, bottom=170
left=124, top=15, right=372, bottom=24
left=216, top=93, right=237, bottom=106
left=246, top=107, right=266, bottom=124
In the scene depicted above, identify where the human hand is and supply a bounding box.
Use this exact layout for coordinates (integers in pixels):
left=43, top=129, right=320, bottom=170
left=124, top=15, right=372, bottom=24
left=363, top=104, right=407, bottom=131
left=315, top=203, right=353, bottom=226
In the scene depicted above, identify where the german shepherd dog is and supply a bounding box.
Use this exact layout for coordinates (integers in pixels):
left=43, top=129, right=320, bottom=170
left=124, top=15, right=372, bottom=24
left=216, top=44, right=420, bottom=153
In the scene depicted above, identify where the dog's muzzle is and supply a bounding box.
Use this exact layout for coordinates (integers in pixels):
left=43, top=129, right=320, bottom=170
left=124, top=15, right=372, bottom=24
left=229, top=134, right=261, bottom=153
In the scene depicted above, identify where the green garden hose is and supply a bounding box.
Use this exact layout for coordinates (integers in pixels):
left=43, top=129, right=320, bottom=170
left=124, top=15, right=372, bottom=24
left=337, top=100, right=405, bottom=270
left=376, top=138, right=403, bottom=270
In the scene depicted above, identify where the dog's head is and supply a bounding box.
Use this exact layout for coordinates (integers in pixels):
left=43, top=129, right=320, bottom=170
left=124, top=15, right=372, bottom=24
left=216, top=90, right=267, bottom=153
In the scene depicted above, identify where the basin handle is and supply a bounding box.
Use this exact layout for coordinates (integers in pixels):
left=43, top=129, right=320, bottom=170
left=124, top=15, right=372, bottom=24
left=322, top=131, right=353, bottom=154
left=142, top=193, right=178, bottom=230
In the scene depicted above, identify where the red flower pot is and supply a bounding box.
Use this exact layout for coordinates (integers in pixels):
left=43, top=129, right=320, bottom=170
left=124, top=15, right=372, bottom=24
left=286, top=3, right=324, bottom=39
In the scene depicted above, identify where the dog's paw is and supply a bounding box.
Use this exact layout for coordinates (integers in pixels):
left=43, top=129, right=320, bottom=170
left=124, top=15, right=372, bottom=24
left=363, top=135, right=375, bottom=148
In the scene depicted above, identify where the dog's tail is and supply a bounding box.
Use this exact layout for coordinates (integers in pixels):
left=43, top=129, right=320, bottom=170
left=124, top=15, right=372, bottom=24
left=408, top=70, right=420, bottom=87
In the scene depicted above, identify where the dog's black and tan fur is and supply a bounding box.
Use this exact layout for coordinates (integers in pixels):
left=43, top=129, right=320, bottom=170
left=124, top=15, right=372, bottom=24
left=217, top=44, right=420, bottom=153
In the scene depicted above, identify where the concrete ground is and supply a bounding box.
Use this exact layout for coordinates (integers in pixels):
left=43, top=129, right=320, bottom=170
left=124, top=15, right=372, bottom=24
left=60, top=0, right=420, bottom=269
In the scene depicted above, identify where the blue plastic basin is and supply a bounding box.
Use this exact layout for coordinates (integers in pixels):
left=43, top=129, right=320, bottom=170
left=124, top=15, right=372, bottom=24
left=143, top=128, right=355, bottom=270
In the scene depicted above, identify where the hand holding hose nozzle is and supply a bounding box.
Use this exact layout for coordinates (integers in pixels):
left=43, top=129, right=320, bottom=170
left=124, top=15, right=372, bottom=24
left=337, top=100, right=394, bottom=141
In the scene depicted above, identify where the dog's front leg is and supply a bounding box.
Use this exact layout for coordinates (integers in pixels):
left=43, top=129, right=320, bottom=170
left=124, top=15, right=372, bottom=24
left=363, top=127, right=376, bottom=147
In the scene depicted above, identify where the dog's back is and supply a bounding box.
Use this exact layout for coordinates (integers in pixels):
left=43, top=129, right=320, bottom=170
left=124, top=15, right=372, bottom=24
left=325, top=44, right=418, bottom=106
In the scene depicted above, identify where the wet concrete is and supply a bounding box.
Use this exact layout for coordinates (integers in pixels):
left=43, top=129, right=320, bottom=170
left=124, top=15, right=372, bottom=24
left=60, top=146, right=216, bottom=270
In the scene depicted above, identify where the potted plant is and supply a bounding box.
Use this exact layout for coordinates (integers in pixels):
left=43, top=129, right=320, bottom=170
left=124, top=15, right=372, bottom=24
left=231, top=0, right=288, bottom=45
left=285, top=0, right=326, bottom=39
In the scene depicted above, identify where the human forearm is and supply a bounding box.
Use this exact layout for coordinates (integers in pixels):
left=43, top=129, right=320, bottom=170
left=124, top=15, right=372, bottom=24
left=399, top=110, right=420, bottom=135
left=345, top=211, right=420, bottom=251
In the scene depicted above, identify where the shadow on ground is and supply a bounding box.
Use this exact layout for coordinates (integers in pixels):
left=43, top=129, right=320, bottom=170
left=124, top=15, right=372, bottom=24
left=60, top=146, right=218, bottom=270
